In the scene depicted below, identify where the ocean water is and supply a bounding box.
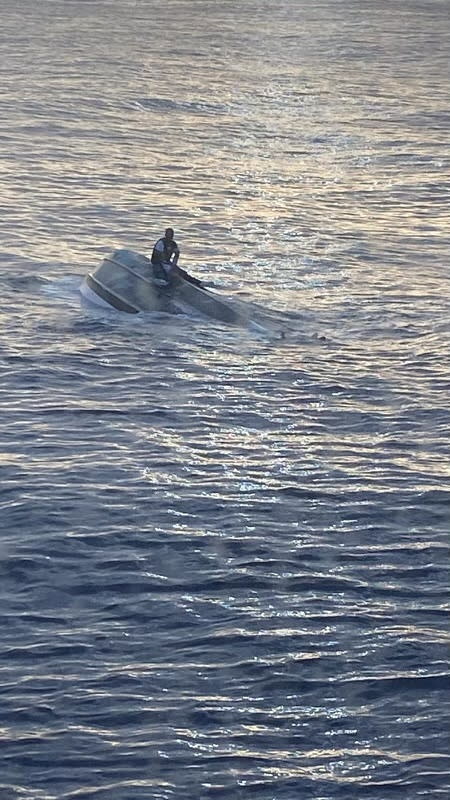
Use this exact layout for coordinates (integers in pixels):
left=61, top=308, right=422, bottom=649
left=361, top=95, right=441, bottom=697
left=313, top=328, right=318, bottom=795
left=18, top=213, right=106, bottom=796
left=1, top=1, right=449, bottom=798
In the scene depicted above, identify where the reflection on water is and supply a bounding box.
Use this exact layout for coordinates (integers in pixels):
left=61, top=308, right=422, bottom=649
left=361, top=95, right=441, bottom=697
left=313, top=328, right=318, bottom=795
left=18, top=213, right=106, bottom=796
left=1, top=1, right=449, bottom=798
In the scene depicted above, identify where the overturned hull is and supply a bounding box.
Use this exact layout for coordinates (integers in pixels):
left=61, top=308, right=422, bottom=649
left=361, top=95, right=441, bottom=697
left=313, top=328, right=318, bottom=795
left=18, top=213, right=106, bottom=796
left=80, top=249, right=244, bottom=325
left=80, top=250, right=165, bottom=314
left=174, top=277, right=243, bottom=325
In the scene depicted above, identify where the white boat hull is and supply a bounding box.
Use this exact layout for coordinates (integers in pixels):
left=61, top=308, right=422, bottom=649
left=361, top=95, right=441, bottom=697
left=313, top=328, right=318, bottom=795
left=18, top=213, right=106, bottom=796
left=80, top=249, right=245, bottom=325
left=80, top=276, right=126, bottom=310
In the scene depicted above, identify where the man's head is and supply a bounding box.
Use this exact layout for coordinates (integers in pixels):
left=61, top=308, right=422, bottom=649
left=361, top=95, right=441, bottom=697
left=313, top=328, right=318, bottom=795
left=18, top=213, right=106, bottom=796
left=165, top=227, right=174, bottom=241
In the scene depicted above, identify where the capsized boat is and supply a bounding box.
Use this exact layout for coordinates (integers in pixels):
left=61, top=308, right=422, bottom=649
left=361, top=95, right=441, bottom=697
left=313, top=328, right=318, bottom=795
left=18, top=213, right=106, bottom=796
left=80, top=249, right=245, bottom=325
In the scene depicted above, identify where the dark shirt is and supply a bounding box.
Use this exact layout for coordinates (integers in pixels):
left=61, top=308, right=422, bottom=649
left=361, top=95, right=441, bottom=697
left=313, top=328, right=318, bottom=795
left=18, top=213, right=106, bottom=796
left=151, top=237, right=180, bottom=267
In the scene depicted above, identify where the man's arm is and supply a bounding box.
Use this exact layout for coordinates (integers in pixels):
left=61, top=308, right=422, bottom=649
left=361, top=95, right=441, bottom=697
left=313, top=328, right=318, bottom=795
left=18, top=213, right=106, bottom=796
left=152, top=240, right=165, bottom=263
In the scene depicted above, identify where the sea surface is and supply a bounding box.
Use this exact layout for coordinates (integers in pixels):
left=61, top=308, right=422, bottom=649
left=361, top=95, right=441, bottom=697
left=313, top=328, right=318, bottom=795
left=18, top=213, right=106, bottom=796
left=1, top=1, right=449, bottom=798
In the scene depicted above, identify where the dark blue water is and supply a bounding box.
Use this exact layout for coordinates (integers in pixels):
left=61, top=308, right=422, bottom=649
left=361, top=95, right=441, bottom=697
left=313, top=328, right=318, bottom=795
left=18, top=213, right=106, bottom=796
left=1, top=1, right=449, bottom=798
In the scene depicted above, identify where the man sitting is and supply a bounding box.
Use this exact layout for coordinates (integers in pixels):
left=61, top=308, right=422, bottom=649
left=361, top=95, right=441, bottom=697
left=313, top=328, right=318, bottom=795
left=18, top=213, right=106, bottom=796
left=151, top=228, right=203, bottom=288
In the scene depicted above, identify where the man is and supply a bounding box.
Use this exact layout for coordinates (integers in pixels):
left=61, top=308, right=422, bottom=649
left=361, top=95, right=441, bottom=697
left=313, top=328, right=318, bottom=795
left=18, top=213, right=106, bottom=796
left=151, top=228, right=204, bottom=288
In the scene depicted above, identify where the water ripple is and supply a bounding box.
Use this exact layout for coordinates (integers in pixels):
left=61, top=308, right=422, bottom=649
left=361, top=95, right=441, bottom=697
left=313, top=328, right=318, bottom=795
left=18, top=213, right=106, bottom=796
left=1, top=0, right=449, bottom=798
